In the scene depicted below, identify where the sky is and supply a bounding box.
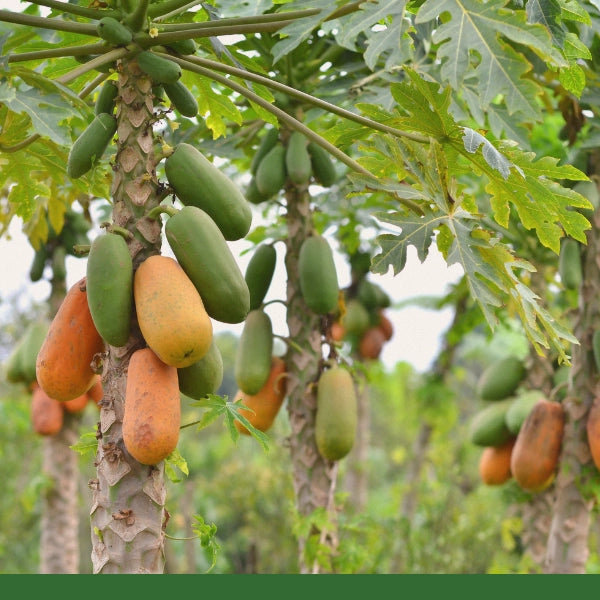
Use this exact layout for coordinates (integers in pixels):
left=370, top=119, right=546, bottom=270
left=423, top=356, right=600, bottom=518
left=0, top=0, right=465, bottom=373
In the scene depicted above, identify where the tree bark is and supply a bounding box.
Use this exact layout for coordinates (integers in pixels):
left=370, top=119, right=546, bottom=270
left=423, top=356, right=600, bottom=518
left=284, top=183, right=339, bottom=574
left=89, top=56, right=166, bottom=574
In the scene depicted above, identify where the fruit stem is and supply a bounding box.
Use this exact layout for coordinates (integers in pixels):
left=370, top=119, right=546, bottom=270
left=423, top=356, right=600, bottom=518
left=72, top=244, right=91, bottom=256
left=107, top=225, right=134, bottom=239
left=147, top=205, right=178, bottom=220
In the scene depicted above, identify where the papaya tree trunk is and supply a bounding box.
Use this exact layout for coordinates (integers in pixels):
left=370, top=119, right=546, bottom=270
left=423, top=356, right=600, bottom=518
left=40, top=248, right=82, bottom=574
left=89, top=56, right=166, bottom=574
left=284, top=183, right=339, bottom=574
left=544, top=201, right=600, bottom=573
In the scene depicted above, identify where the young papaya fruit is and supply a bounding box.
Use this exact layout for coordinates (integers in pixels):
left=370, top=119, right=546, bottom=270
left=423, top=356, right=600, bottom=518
left=298, top=235, right=340, bottom=315
left=510, top=399, right=565, bottom=492
left=285, top=131, right=312, bottom=185
left=19, top=320, right=49, bottom=386
left=559, top=238, right=582, bottom=291
left=134, top=255, right=213, bottom=368
left=67, top=113, right=117, bottom=179
left=95, top=79, right=118, bottom=116
left=476, top=355, right=526, bottom=401
left=587, top=397, right=600, bottom=471
left=505, top=390, right=545, bottom=435
left=469, top=398, right=515, bottom=447
left=36, top=277, right=105, bottom=402
left=96, top=16, right=132, bottom=46
left=86, top=232, right=133, bottom=347
left=31, top=383, right=64, bottom=436
left=178, top=339, right=224, bottom=400
left=341, top=298, right=370, bottom=337
left=163, top=80, right=198, bottom=118
left=51, top=245, right=67, bottom=281
left=315, top=366, right=357, bottom=461
left=255, top=144, right=286, bottom=198
left=478, top=437, right=516, bottom=486
left=29, top=246, right=47, bottom=282
left=245, top=243, right=277, bottom=311
left=123, top=347, right=180, bottom=465
left=250, top=126, right=279, bottom=175
left=5, top=340, right=26, bottom=384
left=245, top=177, right=270, bottom=205
left=164, top=206, right=250, bottom=324
left=234, top=356, right=287, bottom=435
left=234, top=309, right=273, bottom=395
left=137, top=51, right=182, bottom=84
left=307, top=142, right=337, bottom=187
left=166, top=38, right=197, bottom=55
left=165, top=143, right=252, bottom=241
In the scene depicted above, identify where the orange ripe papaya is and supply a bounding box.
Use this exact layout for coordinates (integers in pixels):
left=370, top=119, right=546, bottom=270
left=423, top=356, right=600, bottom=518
left=36, top=277, right=105, bottom=402
left=234, top=356, right=287, bottom=435
left=63, top=392, right=89, bottom=414
left=478, top=437, right=516, bottom=486
left=134, top=255, right=213, bottom=368
left=329, top=320, right=345, bottom=342
left=377, top=310, right=393, bottom=341
left=87, top=374, right=104, bottom=408
left=358, top=326, right=386, bottom=360
left=123, top=347, right=180, bottom=465
left=510, top=399, right=565, bottom=492
left=31, top=383, right=64, bottom=436
left=586, top=397, right=600, bottom=471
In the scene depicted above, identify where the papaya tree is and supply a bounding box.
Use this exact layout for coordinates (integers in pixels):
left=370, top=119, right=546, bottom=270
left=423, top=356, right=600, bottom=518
left=0, top=0, right=596, bottom=574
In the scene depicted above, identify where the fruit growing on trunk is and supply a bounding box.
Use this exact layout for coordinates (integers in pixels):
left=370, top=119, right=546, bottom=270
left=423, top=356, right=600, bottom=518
left=478, top=438, right=516, bottom=485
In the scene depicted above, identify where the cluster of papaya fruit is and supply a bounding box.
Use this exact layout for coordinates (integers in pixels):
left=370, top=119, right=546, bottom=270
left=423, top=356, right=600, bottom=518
left=246, top=127, right=337, bottom=204
left=469, top=356, right=566, bottom=492
left=5, top=319, right=102, bottom=436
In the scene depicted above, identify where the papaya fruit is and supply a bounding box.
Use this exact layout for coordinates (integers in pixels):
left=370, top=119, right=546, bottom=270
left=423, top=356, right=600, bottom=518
left=96, top=16, right=132, bottom=46
left=298, top=235, right=340, bottom=315
left=163, top=80, right=198, bottom=118
left=479, top=437, right=516, bottom=486
left=178, top=340, right=224, bottom=400
left=164, top=206, right=250, bottom=324
left=285, top=131, right=312, bottom=185
left=587, top=397, right=600, bottom=471
left=86, top=232, right=133, bottom=347
left=5, top=340, right=26, bottom=384
left=234, top=309, right=273, bottom=395
left=505, top=390, right=545, bottom=435
left=67, top=112, right=117, bottom=179
left=62, top=392, right=89, bottom=414
left=341, top=298, right=370, bottom=337
left=29, top=246, right=47, bottom=282
left=255, top=144, right=287, bottom=198
left=356, top=279, right=381, bottom=312
left=469, top=398, right=514, bottom=447
left=358, top=326, right=386, bottom=360
left=245, top=177, right=269, bottom=205
left=51, top=245, right=67, bottom=281
left=329, top=320, right=346, bottom=342
left=307, top=142, right=337, bottom=187
left=95, top=79, right=118, bottom=116
left=593, top=329, right=600, bottom=373
left=36, top=277, right=105, bottom=402
left=19, top=320, right=49, bottom=386
left=165, top=143, right=252, bottom=241
left=134, top=255, right=213, bottom=368
left=234, top=356, right=287, bottom=435
left=31, top=383, right=64, bottom=436
left=315, top=366, right=357, bottom=461
left=476, top=355, right=526, bottom=401
left=123, top=347, right=180, bottom=465
left=510, top=399, right=565, bottom=492
left=166, top=39, right=197, bottom=55
left=87, top=375, right=104, bottom=408
left=245, top=243, right=277, bottom=311
left=377, top=310, right=394, bottom=341
left=136, top=50, right=182, bottom=84
left=250, top=126, right=279, bottom=175
left=558, top=238, right=582, bottom=291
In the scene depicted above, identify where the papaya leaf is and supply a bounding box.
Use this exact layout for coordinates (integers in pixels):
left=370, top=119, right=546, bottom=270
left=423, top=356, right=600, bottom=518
left=70, top=429, right=98, bottom=458
left=191, top=515, right=220, bottom=573
left=193, top=75, right=243, bottom=139
left=164, top=448, right=189, bottom=483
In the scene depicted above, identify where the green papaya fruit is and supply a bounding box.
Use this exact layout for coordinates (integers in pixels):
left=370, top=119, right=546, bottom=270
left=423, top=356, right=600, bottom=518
left=163, top=80, right=198, bottom=118
left=250, top=126, right=279, bottom=175
left=5, top=341, right=26, bottom=384
left=476, top=356, right=526, bottom=401
left=307, top=142, right=337, bottom=187
left=234, top=309, right=273, bottom=395
left=315, top=366, right=357, bottom=461
left=298, top=235, right=339, bottom=315
left=67, top=113, right=117, bottom=179
left=559, top=238, right=582, bottom=291
left=165, top=206, right=250, bottom=324
left=29, top=246, right=47, bottom=283
left=356, top=279, right=382, bottom=312
left=165, top=143, right=252, bottom=241
left=505, top=390, right=545, bottom=435
left=342, top=298, right=370, bottom=337
left=51, top=245, right=67, bottom=281
left=95, top=79, right=118, bottom=116
left=245, top=243, right=277, bottom=311
left=285, top=131, right=312, bottom=185
left=137, top=50, right=182, bottom=84
left=178, top=340, right=224, bottom=400
left=96, top=16, right=132, bottom=46
left=255, top=144, right=286, bottom=198
left=245, top=177, right=269, bottom=205
left=86, top=232, right=133, bottom=347
left=166, top=39, right=197, bottom=55
left=469, top=398, right=514, bottom=447
left=19, top=320, right=49, bottom=385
